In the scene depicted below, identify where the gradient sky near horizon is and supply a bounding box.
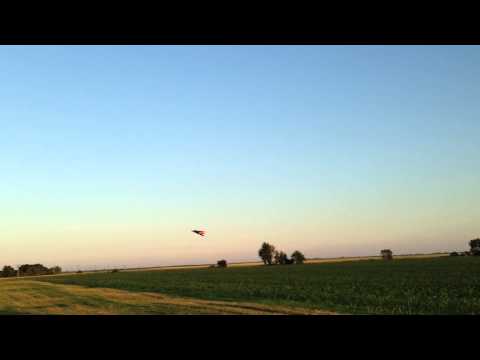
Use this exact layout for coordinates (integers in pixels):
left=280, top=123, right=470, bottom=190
left=1, top=45, right=479, bottom=270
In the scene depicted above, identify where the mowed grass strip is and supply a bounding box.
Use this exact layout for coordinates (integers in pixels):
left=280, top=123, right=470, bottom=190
left=0, top=280, right=333, bottom=315
left=37, top=257, right=480, bottom=314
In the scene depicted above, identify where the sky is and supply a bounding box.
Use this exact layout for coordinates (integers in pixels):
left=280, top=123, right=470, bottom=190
left=0, top=45, right=479, bottom=270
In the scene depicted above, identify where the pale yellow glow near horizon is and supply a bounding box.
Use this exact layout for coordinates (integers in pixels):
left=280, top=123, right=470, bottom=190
left=2, top=172, right=479, bottom=269
left=2, top=200, right=478, bottom=270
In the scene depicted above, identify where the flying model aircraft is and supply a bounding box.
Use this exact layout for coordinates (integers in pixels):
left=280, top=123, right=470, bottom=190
left=192, top=230, right=206, bottom=237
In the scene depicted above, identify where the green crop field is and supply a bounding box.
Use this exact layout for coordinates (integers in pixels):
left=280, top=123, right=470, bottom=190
left=36, top=256, right=480, bottom=314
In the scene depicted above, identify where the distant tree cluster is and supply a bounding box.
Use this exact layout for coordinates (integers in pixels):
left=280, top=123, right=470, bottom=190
left=209, top=260, right=228, bottom=268
left=450, top=251, right=471, bottom=256
left=50, top=266, right=62, bottom=274
left=380, top=249, right=393, bottom=260
left=217, top=260, right=227, bottom=268
left=258, top=242, right=305, bottom=265
left=449, top=239, right=480, bottom=257
left=0, top=264, right=62, bottom=278
left=1, top=266, right=17, bottom=277
left=470, top=238, right=480, bottom=256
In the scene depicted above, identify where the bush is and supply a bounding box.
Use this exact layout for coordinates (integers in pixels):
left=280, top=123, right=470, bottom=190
left=450, top=252, right=459, bottom=256
left=111, top=269, right=120, bottom=273
left=217, top=260, right=227, bottom=268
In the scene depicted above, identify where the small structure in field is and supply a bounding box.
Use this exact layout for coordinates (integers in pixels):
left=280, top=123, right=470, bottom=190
left=380, top=249, right=393, bottom=261
left=217, top=260, right=227, bottom=268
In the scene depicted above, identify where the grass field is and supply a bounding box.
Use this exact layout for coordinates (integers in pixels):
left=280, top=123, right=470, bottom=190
left=0, top=279, right=332, bottom=315
left=28, top=256, right=480, bottom=315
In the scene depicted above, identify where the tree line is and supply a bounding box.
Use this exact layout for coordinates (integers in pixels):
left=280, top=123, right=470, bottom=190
left=1, top=264, right=62, bottom=278
left=258, top=242, right=306, bottom=265
left=451, top=238, right=480, bottom=256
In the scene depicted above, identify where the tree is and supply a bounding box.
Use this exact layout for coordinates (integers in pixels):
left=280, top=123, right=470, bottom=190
left=273, top=251, right=280, bottom=264
left=469, top=238, right=480, bottom=256
left=1, top=265, right=17, bottom=278
left=217, top=260, right=227, bottom=268
left=19, top=264, right=50, bottom=276
left=291, top=250, right=306, bottom=264
left=274, top=251, right=288, bottom=265
left=48, top=266, right=62, bottom=275
left=258, top=242, right=276, bottom=265
left=17, top=264, right=61, bottom=276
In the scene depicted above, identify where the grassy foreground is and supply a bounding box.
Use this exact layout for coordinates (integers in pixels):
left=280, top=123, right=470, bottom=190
left=35, top=256, right=480, bottom=315
left=0, top=280, right=331, bottom=315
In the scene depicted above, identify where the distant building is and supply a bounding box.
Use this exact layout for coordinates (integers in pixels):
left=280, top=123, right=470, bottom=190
left=380, top=249, right=393, bottom=260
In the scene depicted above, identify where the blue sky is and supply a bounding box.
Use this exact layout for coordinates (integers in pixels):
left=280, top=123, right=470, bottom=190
left=0, top=46, right=479, bottom=269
